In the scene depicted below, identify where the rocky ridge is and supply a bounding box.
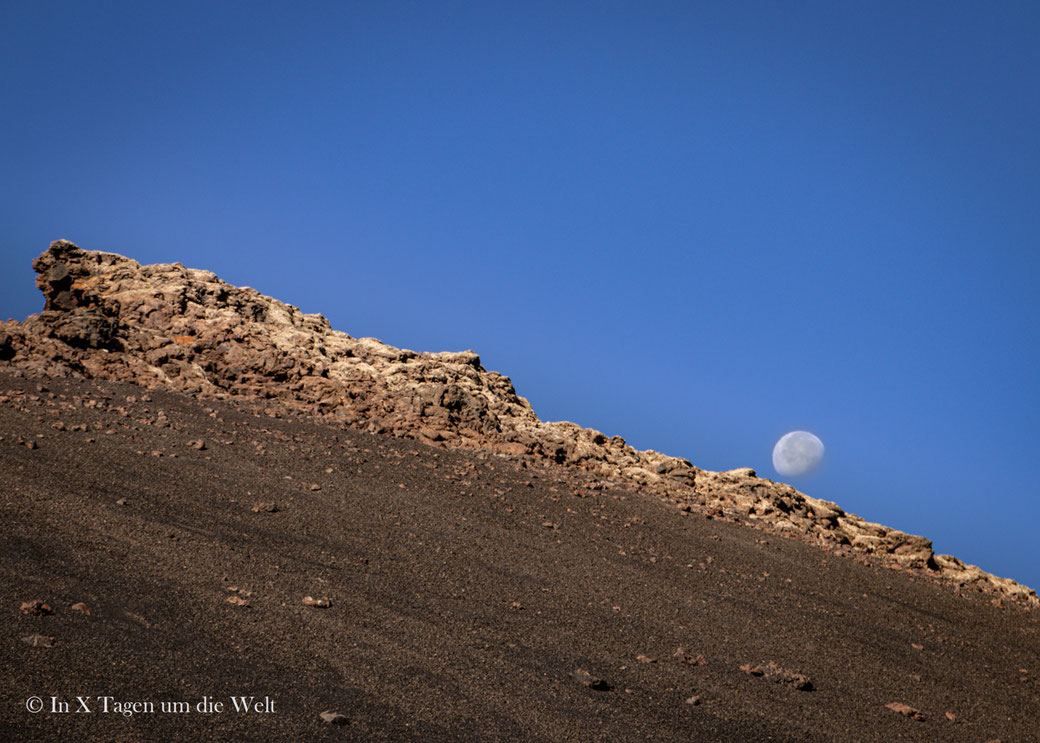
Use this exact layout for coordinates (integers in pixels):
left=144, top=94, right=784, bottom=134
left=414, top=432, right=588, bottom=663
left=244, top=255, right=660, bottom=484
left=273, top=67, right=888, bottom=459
left=1, top=240, right=1034, bottom=606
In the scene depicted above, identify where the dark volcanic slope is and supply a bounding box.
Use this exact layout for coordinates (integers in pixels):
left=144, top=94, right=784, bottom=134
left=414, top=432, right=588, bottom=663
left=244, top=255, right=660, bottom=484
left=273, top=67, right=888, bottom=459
left=2, top=371, right=1038, bottom=742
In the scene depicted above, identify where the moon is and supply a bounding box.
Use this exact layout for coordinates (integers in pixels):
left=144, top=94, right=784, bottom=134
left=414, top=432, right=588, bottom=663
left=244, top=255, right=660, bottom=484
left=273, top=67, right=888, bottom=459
left=772, top=431, right=825, bottom=477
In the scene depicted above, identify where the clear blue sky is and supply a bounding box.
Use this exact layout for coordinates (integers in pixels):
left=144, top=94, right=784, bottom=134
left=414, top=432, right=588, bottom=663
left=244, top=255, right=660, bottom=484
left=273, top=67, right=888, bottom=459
left=2, top=2, right=1038, bottom=590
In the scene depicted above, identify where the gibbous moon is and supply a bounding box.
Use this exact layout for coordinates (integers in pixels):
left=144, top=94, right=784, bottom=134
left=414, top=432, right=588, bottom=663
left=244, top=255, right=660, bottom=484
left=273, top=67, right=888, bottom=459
left=772, top=431, right=824, bottom=477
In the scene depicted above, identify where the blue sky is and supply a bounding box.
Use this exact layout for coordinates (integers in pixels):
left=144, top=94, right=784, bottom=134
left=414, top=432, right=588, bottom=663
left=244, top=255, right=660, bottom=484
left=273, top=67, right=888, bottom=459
left=2, top=2, right=1038, bottom=589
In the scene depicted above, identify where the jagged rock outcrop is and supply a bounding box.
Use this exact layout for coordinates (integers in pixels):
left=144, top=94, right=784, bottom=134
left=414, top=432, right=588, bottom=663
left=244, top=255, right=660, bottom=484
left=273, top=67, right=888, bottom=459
left=2, top=240, right=1035, bottom=606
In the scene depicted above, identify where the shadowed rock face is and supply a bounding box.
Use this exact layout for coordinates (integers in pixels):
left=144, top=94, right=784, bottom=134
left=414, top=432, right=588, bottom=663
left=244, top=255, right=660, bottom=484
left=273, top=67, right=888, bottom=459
left=1, top=240, right=1035, bottom=606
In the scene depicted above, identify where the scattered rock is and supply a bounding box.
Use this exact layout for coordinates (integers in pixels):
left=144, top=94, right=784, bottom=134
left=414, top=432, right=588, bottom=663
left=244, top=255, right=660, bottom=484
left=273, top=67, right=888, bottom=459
left=70, top=602, right=91, bottom=615
left=302, top=595, right=331, bottom=608
left=944, top=710, right=957, bottom=722
left=187, top=439, right=206, bottom=451
left=22, top=633, right=55, bottom=647
left=226, top=595, right=250, bottom=608
left=308, top=483, right=321, bottom=491
left=319, top=710, right=349, bottom=725
left=674, top=647, right=708, bottom=666
left=684, top=695, right=702, bottom=705
left=573, top=668, right=613, bottom=691
left=251, top=502, right=278, bottom=513
left=885, top=702, right=926, bottom=721
left=740, top=661, right=813, bottom=691
left=20, top=599, right=53, bottom=616
left=636, top=654, right=656, bottom=664
left=25, top=440, right=37, bottom=450
left=115, top=498, right=128, bottom=506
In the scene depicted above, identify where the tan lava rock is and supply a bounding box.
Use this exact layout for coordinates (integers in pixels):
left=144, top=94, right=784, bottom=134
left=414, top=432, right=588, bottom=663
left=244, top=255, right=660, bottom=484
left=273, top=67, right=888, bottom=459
left=740, top=661, right=813, bottom=691
left=21, top=633, right=55, bottom=647
left=20, top=599, right=53, bottom=616
left=885, top=702, right=926, bottom=721
left=319, top=710, right=349, bottom=725
left=573, top=669, right=613, bottom=691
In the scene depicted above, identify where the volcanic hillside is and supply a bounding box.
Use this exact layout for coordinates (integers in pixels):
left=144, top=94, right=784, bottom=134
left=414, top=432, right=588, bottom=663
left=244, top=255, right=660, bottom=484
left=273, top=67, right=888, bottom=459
left=1, top=241, right=1033, bottom=606
left=2, top=241, right=1038, bottom=742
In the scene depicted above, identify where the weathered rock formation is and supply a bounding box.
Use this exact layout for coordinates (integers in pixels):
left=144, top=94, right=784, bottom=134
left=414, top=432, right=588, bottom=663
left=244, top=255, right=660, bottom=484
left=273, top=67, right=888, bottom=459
left=2, top=240, right=1035, bottom=605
